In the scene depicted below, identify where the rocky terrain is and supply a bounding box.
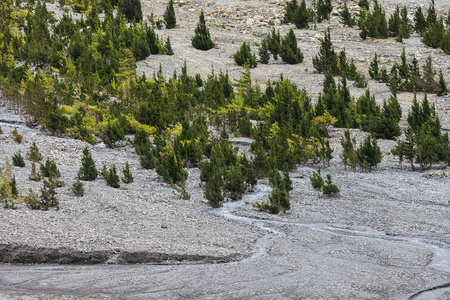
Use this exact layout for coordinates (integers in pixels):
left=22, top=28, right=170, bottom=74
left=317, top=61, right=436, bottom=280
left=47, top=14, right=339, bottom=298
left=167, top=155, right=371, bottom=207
left=1, top=0, right=450, bottom=299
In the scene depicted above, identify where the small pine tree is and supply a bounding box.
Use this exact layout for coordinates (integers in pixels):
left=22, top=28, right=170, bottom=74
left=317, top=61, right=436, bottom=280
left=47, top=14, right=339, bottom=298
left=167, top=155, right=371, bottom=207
left=78, top=147, right=98, bottom=181
left=279, top=29, right=304, bottom=64
left=437, top=69, right=448, bottom=96
left=40, top=158, right=61, bottom=178
left=69, top=179, right=85, bottom=197
left=224, top=165, right=246, bottom=200
left=234, top=42, right=257, bottom=68
left=11, top=127, right=22, bottom=144
left=122, top=161, right=134, bottom=184
left=282, top=163, right=293, bottom=196
left=205, top=171, right=224, bottom=208
left=163, top=0, right=176, bottom=29
left=192, top=10, right=214, bottom=51
left=40, top=177, right=59, bottom=210
left=356, top=135, right=382, bottom=172
left=105, top=164, right=120, bottom=188
left=12, top=151, right=25, bottom=167
left=267, top=28, right=281, bottom=60
left=317, top=0, right=332, bottom=22
left=340, top=1, right=356, bottom=26
left=259, top=38, right=270, bottom=64
left=358, top=0, right=369, bottom=10
left=369, top=53, right=380, bottom=80
left=9, top=175, right=18, bottom=197
left=24, top=188, right=40, bottom=210
left=414, top=7, right=427, bottom=35
left=29, top=161, right=42, bottom=182
left=293, top=0, right=310, bottom=29
left=310, top=166, right=324, bottom=193
left=323, top=174, right=339, bottom=197
left=118, top=0, right=142, bottom=23
left=165, top=36, right=174, bottom=55
left=27, top=142, right=43, bottom=162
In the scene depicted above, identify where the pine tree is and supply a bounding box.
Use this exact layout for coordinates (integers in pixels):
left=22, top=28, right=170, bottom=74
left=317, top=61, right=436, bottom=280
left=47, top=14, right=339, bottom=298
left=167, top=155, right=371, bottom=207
left=284, top=0, right=299, bottom=24
left=105, top=164, right=120, bottom=188
left=122, top=161, right=134, bottom=184
left=310, top=166, right=324, bottom=192
left=356, top=135, right=382, bottom=172
left=323, top=174, right=339, bottom=197
left=40, top=177, right=59, bottom=210
left=192, top=10, right=214, bottom=51
left=369, top=53, right=380, bottom=80
left=27, top=142, right=43, bottom=162
left=29, top=161, right=42, bottom=182
left=40, top=158, right=61, bottom=179
left=267, top=28, right=281, bottom=60
left=205, top=171, right=224, bottom=208
left=259, top=38, right=270, bottom=64
left=317, top=0, right=332, bottom=22
left=313, top=29, right=337, bottom=73
left=224, top=165, right=246, bottom=200
left=414, top=6, right=427, bottom=35
left=293, top=0, right=310, bottom=29
left=437, top=69, right=448, bottom=96
left=279, top=29, right=304, bottom=64
left=118, top=0, right=142, bottom=23
left=163, top=0, right=176, bottom=29
left=12, top=151, right=25, bottom=167
left=9, top=175, right=18, bottom=197
left=340, top=129, right=357, bottom=170
left=165, top=36, right=174, bottom=55
left=78, top=147, right=98, bottom=181
left=282, top=163, right=293, bottom=196
left=69, top=179, right=85, bottom=197
left=340, top=1, right=355, bottom=26
left=234, top=42, right=257, bottom=68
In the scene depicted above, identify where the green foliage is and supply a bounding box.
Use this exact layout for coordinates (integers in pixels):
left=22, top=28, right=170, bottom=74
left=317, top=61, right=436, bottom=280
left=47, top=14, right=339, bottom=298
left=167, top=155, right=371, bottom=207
left=259, top=38, right=270, bottom=64
left=279, top=29, right=304, bottom=64
left=437, top=69, right=448, bottom=96
left=310, top=166, right=324, bottom=191
left=163, top=0, right=176, bottom=29
left=284, top=0, right=310, bottom=29
left=27, top=142, right=43, bottom=162
left=323, top=174, right=339, bottom=197
left=165, top=36, right=174, bottom=55
left=69, top=179, right=85, bottom=197
left=102, top=121, right=125, bottom=147
left=29, top=161, right=42, bottom=182
left=204, top=170, right=223, bottom=208
left=317, top=0, right=332, bottom=22
left=39, top=177, right=60, bottom=210
left=224, top=165, right=246, bottom=200
left=234, top=42, right=257, bottom=68
left=340, top=130, right=357, bottom=170
left=414, top=7, right=427, bottom=35
left=40, top=158, right=61, bottom=179
left=358, top=0, right=369, bottom=10
left=267, top=28, right=281, bottom=60
left=78, top=146, right=98, bottom=181
left=392, top=92, right=449, bottom=170
left=192, top=10, right=214, bottom=51
left=24, top=188, right=41, bottom=210
left=358, top=0, right=388, bottom=39
left=122, top=161, right=134, bottom=184
left=118, top=0, right=142, bottom=23
left=104, top=164, right=120, bottom=188
left=356, top=134, right=382, bottom=172
left=10, top=127, right=22, bottom=144
left=340, top=1, right=356, bottom=26
left=12, top=151, right=25, bottom=167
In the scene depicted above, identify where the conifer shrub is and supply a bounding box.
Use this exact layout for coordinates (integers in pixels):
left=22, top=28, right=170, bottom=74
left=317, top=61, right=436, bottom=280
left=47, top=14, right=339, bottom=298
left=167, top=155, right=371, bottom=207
left=204, top=171, right=223, bottom=208
left=224, top=165, right=246, bottom=200
left=118, top=0, right=142, bottom=23
left=322, top=174, right=339, bottom=197
left=27, top=142, right=43, bottom=162
left=165, top=36, right=174, bottom=55
left=310, top=166, right=324, bottom=193
left=259, top=38, right=270, bottom=64
left=24, top=188, right=41, bottom=210
left=192, top=10, right=214, bottom=51
left=279, top=29, right=304, bottom=64
left=12, top=151, right=25, bottom=167
left=356, top=134, right=382, bottom=172
left=105, top=164, right=120, bottom=188
left=40, top=158, right=61, bottom=179
left=78, top=147, right=98, bottom=181
left=122, top=161, right=134, bottom=184
left=102, top=122, right=125, bottom=148
left=29, top=161, right=42, bottom=182
left=234, top=42, right=257, bottom=68
left=39, top=177, right=59, bottom=210
left=163, top=0, right=176, bottom=29
left=11, top=127, right=22, bottom=144
left=340, top=1, right=356, bottom=26
left=69, top=179, right=85, bottom=197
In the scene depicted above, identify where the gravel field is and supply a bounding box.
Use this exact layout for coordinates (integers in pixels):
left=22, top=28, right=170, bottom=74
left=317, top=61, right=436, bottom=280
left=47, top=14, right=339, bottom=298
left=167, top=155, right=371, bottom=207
left=1, top=0, right=450, bottom=299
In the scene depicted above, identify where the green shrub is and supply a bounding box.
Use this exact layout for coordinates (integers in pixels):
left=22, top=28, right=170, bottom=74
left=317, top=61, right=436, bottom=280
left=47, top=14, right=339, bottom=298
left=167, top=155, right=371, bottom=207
left=279, top=29, right=304, bottom=64
left=12, top=151, right=25, bottom=167
left=27, top=142, right=43, bottom=162
left=192, top=10, right=214, bottom=51
left=105, top=164, right=120, bottom=188
left=69, top=179, right=85, bottom=197
left=10, top=127, right=22, bottom=144
left=24, top=188, right=41, bottom=210
left=234, top=42, right=257, bottom=68
left=40, top=158, right=61, bottom=178
left=39, top=177, right=59, bottom=210
left=29, top=161, right=42, bottom=182
left=163, top=0, right=176, bottom=29
left=122, top=161, right=134, bottom=184
left=78, top=146, right=98, bottom=181
left=323, top=174, right=339, bottom=197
